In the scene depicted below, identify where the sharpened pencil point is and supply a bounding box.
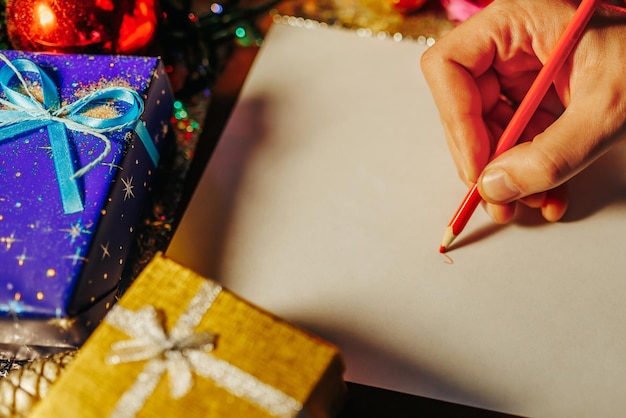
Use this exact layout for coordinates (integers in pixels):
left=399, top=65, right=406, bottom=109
left=440, top=226, right=456, bottom=253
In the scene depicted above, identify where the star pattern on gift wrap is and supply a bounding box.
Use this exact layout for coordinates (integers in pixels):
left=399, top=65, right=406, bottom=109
left=102, top=144, right=126, bottom=174
left=102, top=161, right=123, bottom=175
left=122, top=176, right=135, bottom=201
left=16, top=248, right=33, bottom=266
left=100, top=241, right=111, bottom=260
left=6, top=299, right=26, bottom=314
left=60, top=219, right=93, bottom=245
left=64, top=247, right=88, bottom=266
left=0, top=232, right=19, bottom=250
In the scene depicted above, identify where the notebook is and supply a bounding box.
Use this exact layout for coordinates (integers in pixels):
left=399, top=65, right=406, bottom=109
left=167, top=19, right=626, bottom=417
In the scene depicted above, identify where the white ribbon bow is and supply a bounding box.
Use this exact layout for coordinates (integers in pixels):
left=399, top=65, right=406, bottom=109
left=105, top=281, right=303, bottom=418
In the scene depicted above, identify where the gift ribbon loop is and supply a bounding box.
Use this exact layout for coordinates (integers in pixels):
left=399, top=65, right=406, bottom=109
left=105, top=281, right=304, bottom=418
left=0, top=53, right=158, bottom=214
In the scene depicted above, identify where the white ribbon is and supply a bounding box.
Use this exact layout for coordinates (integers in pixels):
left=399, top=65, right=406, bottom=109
left=105, top=281, right=303, bottom=418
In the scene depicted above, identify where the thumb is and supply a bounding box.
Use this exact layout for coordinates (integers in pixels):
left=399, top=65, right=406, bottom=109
left=476, top=94, right=615, bottom=204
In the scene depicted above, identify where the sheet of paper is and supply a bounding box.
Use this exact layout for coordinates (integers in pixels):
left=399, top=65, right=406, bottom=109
left=167, top=20, right=626, bottom=417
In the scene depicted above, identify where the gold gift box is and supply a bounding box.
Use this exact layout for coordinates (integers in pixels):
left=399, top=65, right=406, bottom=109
left=30, top=254, right=346, bottom=418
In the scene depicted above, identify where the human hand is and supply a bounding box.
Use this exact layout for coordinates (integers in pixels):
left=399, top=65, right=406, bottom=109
left=421, top=0, right=626, bottom=223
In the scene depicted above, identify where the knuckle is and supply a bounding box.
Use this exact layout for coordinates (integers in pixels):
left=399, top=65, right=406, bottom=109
left=419, top=47, right=441, bottom=76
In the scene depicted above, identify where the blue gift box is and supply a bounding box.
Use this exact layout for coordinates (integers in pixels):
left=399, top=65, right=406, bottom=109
left=0, top=51, right=173, bottom=349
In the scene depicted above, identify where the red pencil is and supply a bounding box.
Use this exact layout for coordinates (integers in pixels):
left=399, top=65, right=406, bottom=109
left=439, top=0, right=599, bottom=253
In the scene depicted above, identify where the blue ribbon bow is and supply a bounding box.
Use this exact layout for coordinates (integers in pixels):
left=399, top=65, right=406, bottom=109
left=0, top=54, right=159, bottom=214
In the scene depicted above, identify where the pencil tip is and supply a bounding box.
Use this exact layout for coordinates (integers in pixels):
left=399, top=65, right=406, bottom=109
left=440, top=226, right=456, bottom=253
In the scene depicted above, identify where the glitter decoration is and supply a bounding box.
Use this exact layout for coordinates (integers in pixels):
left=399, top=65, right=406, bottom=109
left=0, top=350, right=76, bottom=418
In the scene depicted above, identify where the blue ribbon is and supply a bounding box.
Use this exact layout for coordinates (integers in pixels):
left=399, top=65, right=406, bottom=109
left=0, top=54, right=159, bottom=214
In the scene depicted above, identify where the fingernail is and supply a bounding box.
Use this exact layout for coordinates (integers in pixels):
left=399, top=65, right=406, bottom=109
left=480, top=169, right=520, bottom=202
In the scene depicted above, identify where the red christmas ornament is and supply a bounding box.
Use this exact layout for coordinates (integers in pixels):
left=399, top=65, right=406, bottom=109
left=391, top=0, right=429, bottom=13
left=6, top=0, right=158, bottom=54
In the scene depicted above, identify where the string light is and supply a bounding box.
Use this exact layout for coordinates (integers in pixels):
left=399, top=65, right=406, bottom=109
left=234, top=26, right=246, bottom=38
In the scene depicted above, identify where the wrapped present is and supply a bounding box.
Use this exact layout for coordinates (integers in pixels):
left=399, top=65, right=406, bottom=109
left=0, top=51, right=173, bottom=350
left=29, top=254, right=347, bottom=418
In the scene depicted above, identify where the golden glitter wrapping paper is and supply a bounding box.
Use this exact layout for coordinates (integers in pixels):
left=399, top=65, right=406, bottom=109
left=30, top=254, right=346, bottom=418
